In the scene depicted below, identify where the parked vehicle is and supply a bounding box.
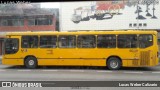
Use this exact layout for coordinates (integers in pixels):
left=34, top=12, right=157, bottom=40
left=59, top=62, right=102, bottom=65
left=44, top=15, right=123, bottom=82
left=72, top=1, right=126, bottom=23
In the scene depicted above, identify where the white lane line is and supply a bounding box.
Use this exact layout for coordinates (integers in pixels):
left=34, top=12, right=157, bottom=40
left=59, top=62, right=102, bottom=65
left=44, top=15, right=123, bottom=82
left=69, top=70, right=84, bottom=72
left=17, top=70, right=31, bottom=71
left=97, top=71, right=112, bottom=73
left=42, top=70, right=58, bottom=72
left=0, top=69, right=6, bottom=71
left=152, top=72, right=160, bottom=74
left=124, top=71, right=143, bottom=74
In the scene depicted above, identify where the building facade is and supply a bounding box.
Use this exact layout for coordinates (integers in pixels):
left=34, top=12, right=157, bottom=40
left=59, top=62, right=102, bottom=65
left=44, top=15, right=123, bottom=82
left=0, top=7, right=56, bottom=55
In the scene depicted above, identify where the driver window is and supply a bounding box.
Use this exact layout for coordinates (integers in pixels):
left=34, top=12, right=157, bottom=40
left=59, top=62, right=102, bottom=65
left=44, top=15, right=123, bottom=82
left=5, top=38, right=19, bottom=54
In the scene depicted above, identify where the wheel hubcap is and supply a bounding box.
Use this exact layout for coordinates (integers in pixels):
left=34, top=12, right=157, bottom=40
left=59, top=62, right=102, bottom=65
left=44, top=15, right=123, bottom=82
left=29, top=60, right=34, bottom=66
left=110, top=60, right=118, bottom=68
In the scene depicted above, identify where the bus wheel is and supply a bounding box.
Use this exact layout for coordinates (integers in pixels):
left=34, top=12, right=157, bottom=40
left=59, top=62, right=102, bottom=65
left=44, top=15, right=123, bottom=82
left=24, top=57, right=37, bottom=69
left=107, top=57, right=121, bottom=70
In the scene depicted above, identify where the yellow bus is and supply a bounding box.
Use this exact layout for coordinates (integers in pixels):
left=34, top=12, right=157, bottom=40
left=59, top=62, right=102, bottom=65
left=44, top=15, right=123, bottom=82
left=2, top=30, right=159, bottom=70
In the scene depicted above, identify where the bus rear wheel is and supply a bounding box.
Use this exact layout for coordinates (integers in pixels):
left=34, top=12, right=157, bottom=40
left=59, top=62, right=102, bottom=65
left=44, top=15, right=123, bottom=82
left=107, top=57, right=121, bottom=70
left=24, top=57, right=37, bottom=69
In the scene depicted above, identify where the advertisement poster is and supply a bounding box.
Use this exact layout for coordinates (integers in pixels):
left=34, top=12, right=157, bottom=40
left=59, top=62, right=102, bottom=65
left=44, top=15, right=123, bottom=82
left=60, top=0, right=160, bottom=31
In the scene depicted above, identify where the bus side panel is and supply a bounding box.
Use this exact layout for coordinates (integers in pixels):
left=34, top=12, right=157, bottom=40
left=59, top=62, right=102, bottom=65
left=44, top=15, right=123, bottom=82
left=38, top=59, right=106, bottom=66
left=2, top=58, right=23, bottom=65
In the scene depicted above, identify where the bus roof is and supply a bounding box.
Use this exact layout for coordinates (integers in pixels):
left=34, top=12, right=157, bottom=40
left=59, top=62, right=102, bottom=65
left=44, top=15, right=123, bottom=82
left=5, top=30, right=157, bottom=36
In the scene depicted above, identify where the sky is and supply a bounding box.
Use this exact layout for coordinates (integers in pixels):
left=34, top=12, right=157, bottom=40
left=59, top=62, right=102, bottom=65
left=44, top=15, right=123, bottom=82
left=41, top=2, right=60, bottom=8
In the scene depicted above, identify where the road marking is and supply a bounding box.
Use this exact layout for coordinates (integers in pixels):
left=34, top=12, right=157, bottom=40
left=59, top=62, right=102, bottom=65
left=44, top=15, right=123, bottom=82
left=42, top=70, right=58, bottom=72
left=97, top=71, right=112, bottom=73
left=0, top=69, right=6, bottom=71
left=17, top=70, right=31, bottom=71
left=69, top=70, right=84, bottom=72
left=124, top=71, right=143, bottom=74
left=152, top=72, right=160, bottom=74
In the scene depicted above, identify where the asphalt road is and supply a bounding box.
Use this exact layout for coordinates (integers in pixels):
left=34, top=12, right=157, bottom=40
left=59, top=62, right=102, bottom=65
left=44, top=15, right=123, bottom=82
left=0, top=64, right=160, bottom=81
left=0, top=58, right=160, bottom=90
left=0, top=57, right=160, bottom=81
left=1, top=65, right=160, bottom=90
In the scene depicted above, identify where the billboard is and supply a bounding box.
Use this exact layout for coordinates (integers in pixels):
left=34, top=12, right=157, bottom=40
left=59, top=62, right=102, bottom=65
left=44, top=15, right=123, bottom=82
left=60, top=0, right=160, bottom=31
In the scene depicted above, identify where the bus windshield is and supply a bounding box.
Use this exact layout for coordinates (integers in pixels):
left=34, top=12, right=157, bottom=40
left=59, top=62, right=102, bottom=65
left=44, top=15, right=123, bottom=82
left=5, top=38, right=19, bottom=54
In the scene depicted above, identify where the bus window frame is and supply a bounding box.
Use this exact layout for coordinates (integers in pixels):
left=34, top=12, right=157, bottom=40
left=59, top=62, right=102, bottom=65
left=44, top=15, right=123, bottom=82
left=21, top=35, right=39, bottom=49
left=4, top=38, right=19, bottom=55
left=39, top=35, right=57, bottom=48
left=77, top=35, right=96, bottom=48
left=117, top=34, right=138, bottom=49
left=139, top=34, right=153, bottom=48
left=58, top=35, right=77, bottom=48
left=97, top=34, right=116, bottom=48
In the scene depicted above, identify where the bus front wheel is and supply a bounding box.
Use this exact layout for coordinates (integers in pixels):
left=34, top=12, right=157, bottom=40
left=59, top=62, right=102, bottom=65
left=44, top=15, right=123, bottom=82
left=107, top=57, right=121, bottom=70
left=24, top=57, right=37, bottom=69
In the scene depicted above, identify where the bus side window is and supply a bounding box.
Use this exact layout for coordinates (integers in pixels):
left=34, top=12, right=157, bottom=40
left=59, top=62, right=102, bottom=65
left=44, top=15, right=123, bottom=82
left=77, top=35, right=96, bottom=48
left=22, top=36, right=38, bottom=48
left=40, top=36, right=57, bottom=48
left=58, top=35, right=76, bottom=48
left=139, top=34, right=153, bottom=48
left=118, top=35, right=137, bottom=48
left=5, top=38, right=19, bottom=54
left=97, top=35, right=116, bottom=48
